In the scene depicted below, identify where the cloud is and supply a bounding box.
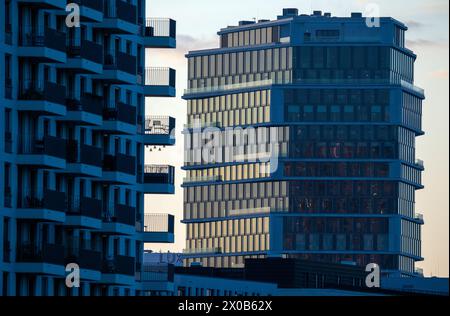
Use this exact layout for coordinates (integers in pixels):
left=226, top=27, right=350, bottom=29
left=429, top=69, right=449, bottom=79
left=406, top=39, right=447, bottom=49
left=404, top=20, right=425, bottom=29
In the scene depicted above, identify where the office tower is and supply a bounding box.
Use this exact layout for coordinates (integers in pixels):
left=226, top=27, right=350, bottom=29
left=0, top=0, right=177, bottom=296
left=182, top=9, right=424, bottom=277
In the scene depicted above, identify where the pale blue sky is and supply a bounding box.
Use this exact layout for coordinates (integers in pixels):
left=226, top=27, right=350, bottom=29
left=144, top=0, right=449, bottom=277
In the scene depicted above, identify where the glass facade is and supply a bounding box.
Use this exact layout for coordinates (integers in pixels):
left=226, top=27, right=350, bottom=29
left=182, top=13, right=424, bottom=276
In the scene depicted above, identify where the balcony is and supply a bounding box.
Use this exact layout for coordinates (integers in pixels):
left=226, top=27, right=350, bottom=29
left=415, top=213, right=425, bottom=224
left=142, top=116, right=176, bottom=146
left=102, top=204, right=136, bottom=235
left=17, top=80, right=67, bottom=116
left=95, top=0, right=139, bottom=34
left=103, top=255, right=135, bottom=275
left=62, top=140, right=103, bottom=177
left=17, top=135, right=67, bottom=169
left=17, top=190, right=67, bottom=222
left=62, top=38, right=104, bottom=73
left=142, top=18, right=176, bottom=48
left=99, top=102, right=137, bottom=134
left=15, top=242, right=66, bottom=275
left=17, top=242, right=65, bottom=265
left=102, top=153, right=136, bottom=184
left=142, top=214, right=175, bottom=243
left=18, top=27, right=66, bottom=63
left=65, top=248, right=102, bottom=280
left=4, top=78, right=12, bottom=99
left=93, top=50, right=137, bottom=84
left=144, top=67, right=176, bottom=97
left=66, top=197, right=103, bottom=229
left=16, top=0, right=66, bottom=10
left=143, top=165, right=175, bottom=194
left=4, top=187, right=12, bottom=208
left=61, top=92, right=103, bottom=126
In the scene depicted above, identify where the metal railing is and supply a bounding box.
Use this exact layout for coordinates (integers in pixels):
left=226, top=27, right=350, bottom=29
left=144, top=165, right=175, bottom=185
left=102, top=153, right=136, bottom=175
left=144, top=18, right=176, bottom=38
left=18, top=134, right=67, bottom=159
left=18, top=189, right=67, bottom=212
left=18, top=80, right=66, bottom=105
left=143, top=214, right=174, bottom=233
left=144, top=116, right=175, bottom=135
left=145, top=67, right=175, bottom=87
left=19, top=26, right=66, bottom=52
left=104, top=50, right=137, bottom=75
left=103, top=0, right=137, bottom=24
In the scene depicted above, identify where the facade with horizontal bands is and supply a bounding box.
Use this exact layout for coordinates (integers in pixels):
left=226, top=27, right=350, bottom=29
left=182, top=9, right=425, bottom=277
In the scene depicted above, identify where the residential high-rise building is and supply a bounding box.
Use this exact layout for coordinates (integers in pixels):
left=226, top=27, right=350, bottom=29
left=0, top=0, right=177, bottom=296
left=182, top=9, right=425, bottom=277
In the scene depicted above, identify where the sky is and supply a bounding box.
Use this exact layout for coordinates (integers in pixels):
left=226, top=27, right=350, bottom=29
left=144, top=0, right=449, bottom=277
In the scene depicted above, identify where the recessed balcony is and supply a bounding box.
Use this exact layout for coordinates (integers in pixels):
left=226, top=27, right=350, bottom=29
left=143, top=67, right=176, bottom=97
left=15, top=242, right=65, bottom=276
left=142, top=116, right=176, bottom=146
left=98, top=102, right=137, bottom=135
left=142, top=18, right=176, bottom=48
left=59, top=92, right=103, bottom=126
left=142, top=214, right=175, bottom=243
left=93, top=51, right=137, bottom=84
left=61, top=38, right=104, bottom=73
left=16, top=190, right=67, bottom=223
left=17, top=135, right=67, bottom=169
left=66, top=197, right=103, bottom=229
left=17, top=81, right=67, bottom=116
left=95, top=0, right=139, bottom=35
left=102, top=153, right=136, bottom=184
left=101, top=203, right=136, bottom=236
left=18, top=27, right=66, bottom=63
left=143, top=165, right=175, bottom=194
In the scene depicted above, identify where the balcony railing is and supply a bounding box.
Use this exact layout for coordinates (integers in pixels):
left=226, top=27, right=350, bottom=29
left=66, top=248, right=103, bottom=271
left=104, top=50, right=137, bottom=75
left=145, top=67, right=175, bottom=87
left=18, top=135, right=67, bottom=159
left=19, top=27, right=66, bottom=52
left=5, top=23, right=12, bottom=45
left=144, top=18, right=176, bottom=38
left=102, top=255, right=135, bottom=276
left=140, top=264, right=174, bottom=282
left=103, top=102, right=137, bottom=125
left=80, top=144, right=103, bottom=167
left=104, top=0, right=137, bottom=24
left=415, top=213, right=424, bottom=222
left=145, top=116, right=175, bottom=135
left=144, top=165, right=174, bottom=185
left=144, top=214, right=174, bottom=233
left=415, top=159, right=425, bottom=168
left=19, top=80, right=66, bottom=105
left=66, top=38, right=103, bottom=64
left=67, top=196, right=102, bottom=219
left=103, top=153, right=136, bottom=175
left=19, top=189, right=67, bottom=212
left=17, top=243, right=65, bottom=265
left=66, top=92, right=103, bottom=116
left=115, top=204, right=136, bottom=226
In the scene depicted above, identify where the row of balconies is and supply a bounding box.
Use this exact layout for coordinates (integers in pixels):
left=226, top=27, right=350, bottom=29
left=6, top=1, right=175, bottom=47
left=7, top=240, right=175, bottom=284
